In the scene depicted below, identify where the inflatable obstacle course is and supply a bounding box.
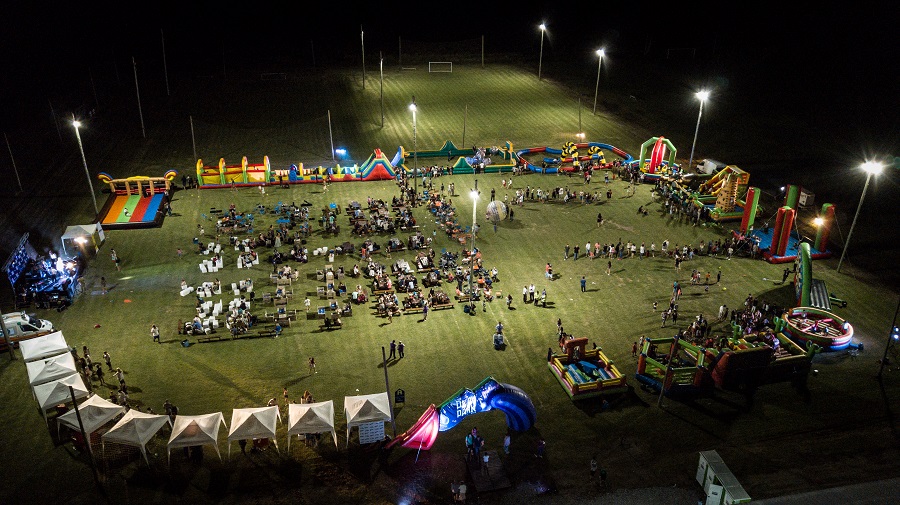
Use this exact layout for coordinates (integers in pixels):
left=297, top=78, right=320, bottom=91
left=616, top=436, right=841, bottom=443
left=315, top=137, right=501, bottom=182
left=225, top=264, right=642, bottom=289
left=635, top=336, right=711, bottom=398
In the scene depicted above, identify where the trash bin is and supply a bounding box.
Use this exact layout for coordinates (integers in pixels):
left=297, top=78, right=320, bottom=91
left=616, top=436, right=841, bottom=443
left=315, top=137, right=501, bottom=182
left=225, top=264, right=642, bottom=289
left=395, top=389, right=405, bottom=404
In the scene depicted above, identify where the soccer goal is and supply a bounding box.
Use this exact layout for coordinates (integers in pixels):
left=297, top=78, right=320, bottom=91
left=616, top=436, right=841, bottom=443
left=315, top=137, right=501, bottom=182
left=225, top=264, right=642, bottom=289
left=428, top=62, right=453, bottom=73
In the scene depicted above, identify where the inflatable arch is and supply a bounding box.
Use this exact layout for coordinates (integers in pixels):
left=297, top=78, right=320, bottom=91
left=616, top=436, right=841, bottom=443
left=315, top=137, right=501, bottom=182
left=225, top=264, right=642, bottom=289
left=386, top=376, right=536, bottom=451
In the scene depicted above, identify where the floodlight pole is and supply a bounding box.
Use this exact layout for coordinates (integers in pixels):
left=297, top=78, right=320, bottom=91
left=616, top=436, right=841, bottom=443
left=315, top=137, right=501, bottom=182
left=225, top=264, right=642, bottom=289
left=327, top=109, right=335, bottom=162
left=73, top=120, right=100, bottom=217
left=379, top=53, right=384, bottom=128
left=657, top=335, right=678, bottom=407
left=69, top=386, right=103, bottom=494
left=132, top=57, right=146, bottom=138
left=382, top=346, right=397, bottom=437
left=578, top=96, right=582, bottom=133
left=161, top=29, right=170, bottom=96
left=462, top=104, right=468, bottom=153
left=469, top=186, right=478, bottom=312
left=89, top=68, right=99, bottom=109
left=537, top=24, right=546, bottom=80
left=837, top=168, right=876, bottom=273
left=189, top=116, right=197, bottom=162
left=5, top=132, right=23, bottom=193
left=359, top=25, right=366, bottom=89
left=49, top=99, right=62, bottom=143
left=877, top=296, right=900, bottom=379
left=687, top=91, right=708, bottom=173
left=411, top=97, right=418, bottom=207
left=592, top=49, right=604, bottom=115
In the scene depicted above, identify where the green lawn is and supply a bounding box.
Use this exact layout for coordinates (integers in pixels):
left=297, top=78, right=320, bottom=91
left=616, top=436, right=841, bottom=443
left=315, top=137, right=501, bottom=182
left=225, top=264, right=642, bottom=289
left=1, top=64, right=897, bottom=505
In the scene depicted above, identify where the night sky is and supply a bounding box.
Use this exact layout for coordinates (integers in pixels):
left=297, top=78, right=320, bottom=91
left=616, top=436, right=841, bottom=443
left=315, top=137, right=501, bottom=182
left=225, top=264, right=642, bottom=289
left=0, top=2, right=895, bottom=160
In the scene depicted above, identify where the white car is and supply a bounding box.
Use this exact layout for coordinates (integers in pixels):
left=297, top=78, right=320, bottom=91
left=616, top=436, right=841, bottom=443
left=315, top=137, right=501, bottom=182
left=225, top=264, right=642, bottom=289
left=0, top=312, right=55, bottom=349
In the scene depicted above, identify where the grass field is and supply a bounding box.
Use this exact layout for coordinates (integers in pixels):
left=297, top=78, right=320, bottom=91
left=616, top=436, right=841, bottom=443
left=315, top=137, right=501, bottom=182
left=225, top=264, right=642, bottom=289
left=1, top=64, right=898, bottom=505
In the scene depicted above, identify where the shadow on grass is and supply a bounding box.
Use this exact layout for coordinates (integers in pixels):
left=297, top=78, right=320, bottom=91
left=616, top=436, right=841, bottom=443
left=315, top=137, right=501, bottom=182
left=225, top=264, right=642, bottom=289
left=376, top=360, right=400, bottom=368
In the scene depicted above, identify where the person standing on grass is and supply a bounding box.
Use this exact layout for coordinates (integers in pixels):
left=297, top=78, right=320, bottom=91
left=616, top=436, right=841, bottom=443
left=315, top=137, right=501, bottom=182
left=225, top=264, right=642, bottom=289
left=606, top=260, right=612, bottom=276
left=632, top=341, right=638, bottom=357
left=308, top=357, right=317, bottom=375
left=150, top=324, right=160, bottom=344
left=580, top=276, right=587, bottom=292
left=111, top=249, right=121, bottom=271
left=389, top=340, right=397, bottom=360
left=422, top=301, right=429, bottom=321
left=103, top=351, right=112, bottom=371
left=573, top=244, right=580, bottom=261
left=398, top=341, right=405, bottom=358
left=506, top=294, right=513, bottom=309
left=523, top=285, right=528, bottom=304
left=564, top=244, right=570, bottom=260
left=529, top=284, right=535, bottom=302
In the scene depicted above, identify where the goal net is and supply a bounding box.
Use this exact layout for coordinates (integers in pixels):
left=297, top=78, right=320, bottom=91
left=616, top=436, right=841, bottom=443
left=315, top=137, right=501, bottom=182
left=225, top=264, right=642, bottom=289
left=428, top=62, right=453, bottom=73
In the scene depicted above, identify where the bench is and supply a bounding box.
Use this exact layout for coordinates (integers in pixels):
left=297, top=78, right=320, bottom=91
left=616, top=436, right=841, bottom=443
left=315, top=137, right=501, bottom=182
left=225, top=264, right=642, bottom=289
left=455, top=295, right=472, bottom=302
left=319, top=322, right=343, bottom=330
left=431, top=303, right=454, bottom=311
left=236, top=327, right=278, bottom=339
left=197, top=334, right=226, bottom=343
left=373, top=289, right=395, bottom=295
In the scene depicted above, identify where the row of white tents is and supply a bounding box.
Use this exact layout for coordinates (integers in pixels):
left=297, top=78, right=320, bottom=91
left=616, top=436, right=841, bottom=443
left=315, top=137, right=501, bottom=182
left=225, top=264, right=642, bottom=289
left=19, top=332, right=394, bottom=465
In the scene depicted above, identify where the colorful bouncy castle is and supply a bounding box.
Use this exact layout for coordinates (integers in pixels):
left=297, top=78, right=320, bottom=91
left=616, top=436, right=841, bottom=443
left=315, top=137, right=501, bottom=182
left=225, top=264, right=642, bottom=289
left=547, top=338, right=627, bottom=399
left=96, top=171, right=176, bottom=229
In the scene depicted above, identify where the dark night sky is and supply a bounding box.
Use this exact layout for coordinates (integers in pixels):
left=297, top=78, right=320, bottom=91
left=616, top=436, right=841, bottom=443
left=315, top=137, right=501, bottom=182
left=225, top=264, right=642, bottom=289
left=0, top=1, right=895, bottom=148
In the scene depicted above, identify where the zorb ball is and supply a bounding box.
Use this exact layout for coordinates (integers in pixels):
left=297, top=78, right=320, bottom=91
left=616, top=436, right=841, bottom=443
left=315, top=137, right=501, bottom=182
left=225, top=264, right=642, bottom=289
left=485, top=201, right=508, bottom=223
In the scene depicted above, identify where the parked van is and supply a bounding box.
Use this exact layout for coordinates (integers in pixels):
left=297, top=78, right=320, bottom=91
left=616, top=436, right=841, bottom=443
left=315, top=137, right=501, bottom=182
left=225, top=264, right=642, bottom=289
left=0, top=312, right=55, bottom=349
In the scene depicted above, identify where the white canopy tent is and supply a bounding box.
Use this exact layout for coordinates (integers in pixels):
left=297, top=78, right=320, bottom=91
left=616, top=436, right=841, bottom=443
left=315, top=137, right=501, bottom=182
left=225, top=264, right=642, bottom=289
left=60, top=223, right=105, bottom=257
left=26, top=352, right=77, bottom=388
left=19, top=331, right=68, bottom=362
left=343, top=392, right=391, bottom=448
left=167, top=413, right=226, bottom=464
left=33, top=373, right=89, bottom=423
left=287, top=400, right=337, bottom=450
left=56, top=394, right=125, bottom=448
left=227, top=406, right=281, bottom=457
left=102, top=410, right=172, bottom=465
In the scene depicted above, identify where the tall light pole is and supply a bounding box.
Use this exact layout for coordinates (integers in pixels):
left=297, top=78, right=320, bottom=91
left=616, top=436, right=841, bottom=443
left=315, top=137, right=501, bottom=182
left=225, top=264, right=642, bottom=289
left=409, top=98, right=418, bottom=206
left=72, top=120, right=100, bottom=218
left=592, top=48, right=605, bottom=115
left=687, top=90, right=709, bottom=172
left=469, top=187, right=479, bottom=311
left=537, top=23, right=546, bottom=80
left=837, top=161, right=884, bottom=273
